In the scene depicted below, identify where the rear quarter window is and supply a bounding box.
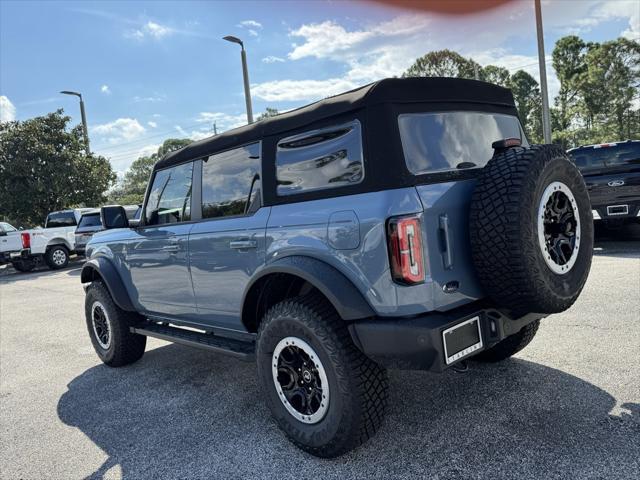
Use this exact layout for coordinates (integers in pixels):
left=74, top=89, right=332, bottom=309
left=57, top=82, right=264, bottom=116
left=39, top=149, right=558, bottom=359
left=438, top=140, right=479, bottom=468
left=45, top=212, right=77, bottom=228
left=78, top=214, right=102, bottom=228
left=398, top=111, right=527, bottom=174
left=276, top=120, right=364, bottom=196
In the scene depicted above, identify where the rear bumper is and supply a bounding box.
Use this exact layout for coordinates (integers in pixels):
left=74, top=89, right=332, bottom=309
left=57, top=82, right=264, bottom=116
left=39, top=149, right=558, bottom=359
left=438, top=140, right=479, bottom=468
left=348, top=301, right=545, bottom=372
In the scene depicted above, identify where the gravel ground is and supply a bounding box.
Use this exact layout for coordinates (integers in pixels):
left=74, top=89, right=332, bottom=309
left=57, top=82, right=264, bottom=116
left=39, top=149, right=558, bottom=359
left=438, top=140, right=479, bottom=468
left=0, top=239, right=639, bottom=480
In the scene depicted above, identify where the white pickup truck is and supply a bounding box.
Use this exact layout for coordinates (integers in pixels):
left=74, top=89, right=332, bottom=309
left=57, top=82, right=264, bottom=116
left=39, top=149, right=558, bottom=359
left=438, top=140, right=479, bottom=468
left=9, top=208, right=94, bottom=272
left=0, top=222, right=23, bottom=265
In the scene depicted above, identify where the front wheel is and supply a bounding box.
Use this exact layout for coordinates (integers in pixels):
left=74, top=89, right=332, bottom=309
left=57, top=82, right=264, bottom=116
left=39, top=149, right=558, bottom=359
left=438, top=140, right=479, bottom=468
left=256, top=294, right=388, bottom=458
left=85, top=282, right=146, bottom=367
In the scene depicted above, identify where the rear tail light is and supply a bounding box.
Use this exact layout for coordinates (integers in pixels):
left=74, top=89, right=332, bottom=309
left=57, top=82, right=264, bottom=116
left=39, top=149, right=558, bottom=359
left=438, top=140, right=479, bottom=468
left=387, top=215, right=425, bottom=285
left=21, top=232, right=31, bottom=249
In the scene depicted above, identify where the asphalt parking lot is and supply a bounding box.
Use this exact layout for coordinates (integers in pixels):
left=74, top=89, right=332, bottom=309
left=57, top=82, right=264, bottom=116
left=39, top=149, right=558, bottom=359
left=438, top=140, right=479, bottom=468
left=1, top=238, right=639, bottom=479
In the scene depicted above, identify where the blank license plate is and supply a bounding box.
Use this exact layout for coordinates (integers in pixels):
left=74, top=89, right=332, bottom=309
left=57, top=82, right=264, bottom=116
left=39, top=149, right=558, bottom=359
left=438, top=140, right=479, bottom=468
left=443, top=316, right=483, bottom=365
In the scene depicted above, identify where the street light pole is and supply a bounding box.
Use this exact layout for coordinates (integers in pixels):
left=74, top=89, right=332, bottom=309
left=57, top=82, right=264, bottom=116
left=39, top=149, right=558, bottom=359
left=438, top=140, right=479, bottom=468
left=60, top=90, right=91, bottom=155
left=534, top=0, right=552, bottom=143
left=223, top=35, right=254, bottom=124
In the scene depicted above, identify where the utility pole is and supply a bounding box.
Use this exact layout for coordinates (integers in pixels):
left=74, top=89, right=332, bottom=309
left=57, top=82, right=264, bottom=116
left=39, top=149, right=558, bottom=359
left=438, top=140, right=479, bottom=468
left=213, top=122, right=218, bottom=135
left=223, top=35, right=254, bottom=124
left=60, top=90, right=91, bottom=155
left=535, top=0, right=552, bottom=143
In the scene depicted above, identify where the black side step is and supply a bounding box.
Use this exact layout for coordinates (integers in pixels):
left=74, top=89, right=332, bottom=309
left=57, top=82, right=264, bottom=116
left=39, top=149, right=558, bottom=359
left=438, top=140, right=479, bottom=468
left=131, top=323, right=255, bottom=361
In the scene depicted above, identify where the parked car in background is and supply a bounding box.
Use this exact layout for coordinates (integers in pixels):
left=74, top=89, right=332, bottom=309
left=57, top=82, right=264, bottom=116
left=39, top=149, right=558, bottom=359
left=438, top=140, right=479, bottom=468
left=568, top=140, right=640, bottom=227
left=10, top=208, right=94, bottom=272
left=0, top=222, right=22, bottom=265
left=75, top=205, right=141, bottom=256
left=81, top=77, right=594, bottom=457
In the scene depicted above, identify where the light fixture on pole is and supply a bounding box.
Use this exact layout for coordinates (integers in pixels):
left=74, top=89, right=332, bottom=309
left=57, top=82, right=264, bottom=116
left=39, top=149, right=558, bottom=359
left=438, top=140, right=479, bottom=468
left=60, top=90, right=91, bottom=155
left=223, top=35, right=254, bottom=124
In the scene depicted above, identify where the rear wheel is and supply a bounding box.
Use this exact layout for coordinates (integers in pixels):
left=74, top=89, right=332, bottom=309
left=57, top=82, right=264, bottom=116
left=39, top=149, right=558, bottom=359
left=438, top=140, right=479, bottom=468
left=474, top=320, right=540, bottom=362
left=85, top=282, right=146, bottom=367
left=11, top=260, right=35, bottom=273
left=256, top=294, right=388, bottom=458
left=45, top=245, right=69, bottom=270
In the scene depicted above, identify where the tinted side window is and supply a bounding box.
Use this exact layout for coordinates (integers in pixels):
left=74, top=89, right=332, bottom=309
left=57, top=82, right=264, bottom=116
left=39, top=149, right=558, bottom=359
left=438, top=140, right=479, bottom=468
left=276, top=120, right=364, bottom=196
left=145, top=162, right=193, bottom=226
left=399, top=112, right=527, bottom=174
left=45, top=212, right=77, bottom=228
left=0, top=222, right=16, bottom=232
left=78, top=214, right=102, bottom=228
left=201, top=143, right=261, bottom=219
left=569, top=143, right=640, bottom=171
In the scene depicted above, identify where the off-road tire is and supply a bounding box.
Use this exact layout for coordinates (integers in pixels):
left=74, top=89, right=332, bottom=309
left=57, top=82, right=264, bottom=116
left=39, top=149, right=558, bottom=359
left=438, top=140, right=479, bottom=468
left=474, top=320, right=540, bottom=362
left=45, top=245, right=69, bottom=270
left=85, top=282, right=146, bottom=367
left=256, top=293, right=388, bottom=458
left=11, top=260, right=36, bottom=273
left=469, top=145, right=593, bottom=316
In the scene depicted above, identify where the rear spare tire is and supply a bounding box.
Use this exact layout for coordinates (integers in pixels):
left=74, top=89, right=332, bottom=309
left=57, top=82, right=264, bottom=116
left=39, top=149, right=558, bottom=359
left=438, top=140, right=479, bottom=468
left=469, top=145, right=593, bottom=316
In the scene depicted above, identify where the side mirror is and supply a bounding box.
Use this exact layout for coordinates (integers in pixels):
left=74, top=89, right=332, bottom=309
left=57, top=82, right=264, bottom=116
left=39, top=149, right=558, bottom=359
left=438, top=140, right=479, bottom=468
left=101, top=205, right=129, bottom=229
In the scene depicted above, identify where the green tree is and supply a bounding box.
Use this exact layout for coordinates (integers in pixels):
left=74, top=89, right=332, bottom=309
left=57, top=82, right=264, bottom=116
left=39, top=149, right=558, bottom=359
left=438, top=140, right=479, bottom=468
left=552, top=36, right=589, bottom=134
left=109, top=138, right=192, bottom=205
left=256, top=107, right=279, bottom=121
left=509, top=70, right=543, bottom=143
left=0, top=110, right=115, bottom=227
left=582, top=38, right=640, bottom=141
left=480, top=65, right=511, bottom=87
left=403, top=49, right=481, bottom=79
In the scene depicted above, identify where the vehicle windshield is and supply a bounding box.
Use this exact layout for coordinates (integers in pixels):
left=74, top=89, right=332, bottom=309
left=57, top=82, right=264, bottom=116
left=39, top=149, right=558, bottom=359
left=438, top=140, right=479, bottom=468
left=568, top=142, right=640, bottom=171
left=78, top=213, right=102, bottom=228
left=398, top=111, right=528, bottom=175
left=45, top=212, right=77, bottom=228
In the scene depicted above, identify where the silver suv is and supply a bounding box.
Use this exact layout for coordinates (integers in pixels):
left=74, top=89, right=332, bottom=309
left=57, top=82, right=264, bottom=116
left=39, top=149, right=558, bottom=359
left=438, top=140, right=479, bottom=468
left=81, top=77, right=593, bottom=457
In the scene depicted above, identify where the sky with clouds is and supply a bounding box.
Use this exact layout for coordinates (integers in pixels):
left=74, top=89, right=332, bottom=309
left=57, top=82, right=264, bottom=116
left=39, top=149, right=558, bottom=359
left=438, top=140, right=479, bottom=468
left=0, top=0, right=637, bottom=175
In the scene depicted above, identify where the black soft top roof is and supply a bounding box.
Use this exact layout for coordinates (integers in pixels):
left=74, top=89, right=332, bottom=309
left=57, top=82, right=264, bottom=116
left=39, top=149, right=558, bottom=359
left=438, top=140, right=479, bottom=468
left=156, top=77, right=515, bottom=170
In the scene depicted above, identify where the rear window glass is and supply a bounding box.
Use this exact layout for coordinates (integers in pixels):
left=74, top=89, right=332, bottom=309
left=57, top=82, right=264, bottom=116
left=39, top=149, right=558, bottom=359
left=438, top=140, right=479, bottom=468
left=398, top=112, right=526, bottom=174
left=78, top=214, right=101, bottom=228
left=45, top=212, right=77, bottom=228
left=569, top=143, right=640, bottom=171
left=276, top=120, right=364, bottom=195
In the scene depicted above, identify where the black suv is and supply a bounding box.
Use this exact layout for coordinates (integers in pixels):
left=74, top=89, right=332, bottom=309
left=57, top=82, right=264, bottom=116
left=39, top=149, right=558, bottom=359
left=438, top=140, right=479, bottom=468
left=568, top=140, right=640, bottom=225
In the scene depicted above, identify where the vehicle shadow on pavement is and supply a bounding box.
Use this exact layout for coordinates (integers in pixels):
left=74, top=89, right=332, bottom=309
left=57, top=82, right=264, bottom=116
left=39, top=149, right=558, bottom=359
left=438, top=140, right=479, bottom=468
left=57, top=344, right=639, bottom=479
left=0, top=261, right=82, bottom=281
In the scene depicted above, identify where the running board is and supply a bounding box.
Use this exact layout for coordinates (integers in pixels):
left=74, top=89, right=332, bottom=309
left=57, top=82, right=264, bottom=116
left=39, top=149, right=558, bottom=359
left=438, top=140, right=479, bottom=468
left=131, top=323, right=255, bottom=361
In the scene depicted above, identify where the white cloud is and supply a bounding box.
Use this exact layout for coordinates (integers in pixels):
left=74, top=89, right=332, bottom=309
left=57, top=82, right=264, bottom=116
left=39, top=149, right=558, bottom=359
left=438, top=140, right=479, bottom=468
left=100, top=85, right=111, bottom=95
left=195, top=111, right=247, bottom=131
left=136, top=143, right=160, bottom=158
left=0, top=95, right=16, bottom=122
left=253, top=2, right=638, bottom=104
left=262, top=55, right=285, bottom=64
left=147, top=121, right=157, bottom=128
left=239, top=20, right=262, bottom=29
left=253, top=78, right=359, bottom=102
left=126, top=20, right=174, bottom=40
left=133, top=95, right=165, bottom=103
left=248, top=29, right=259, bottom=37
left=92, top=118, right=146, bottom=144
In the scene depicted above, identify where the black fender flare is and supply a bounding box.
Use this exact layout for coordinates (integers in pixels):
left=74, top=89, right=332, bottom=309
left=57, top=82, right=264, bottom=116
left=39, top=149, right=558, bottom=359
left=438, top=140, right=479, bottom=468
left=81, top=257, right=136, bottom=311
left=242, top=255, right=375, bottom=321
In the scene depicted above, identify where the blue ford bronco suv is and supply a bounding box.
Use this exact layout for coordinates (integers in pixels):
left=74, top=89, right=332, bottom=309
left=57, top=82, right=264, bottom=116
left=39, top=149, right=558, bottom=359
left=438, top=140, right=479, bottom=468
left=82, top=77, right=593, bottom=457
